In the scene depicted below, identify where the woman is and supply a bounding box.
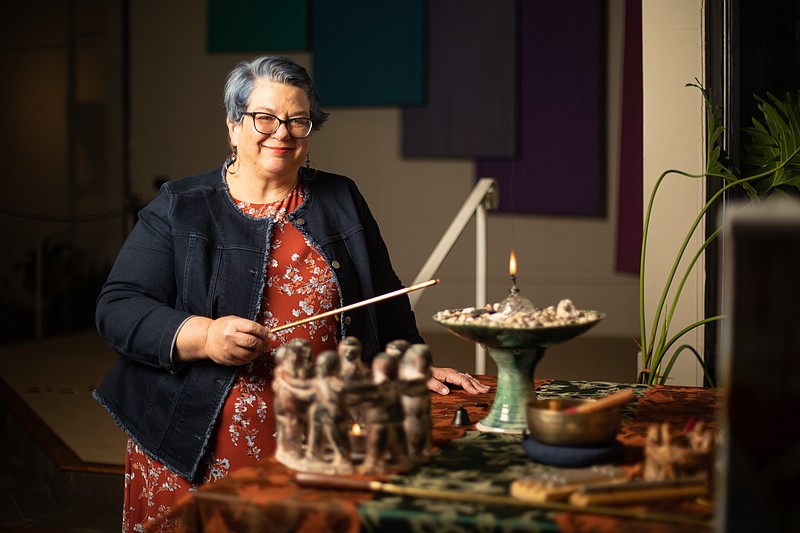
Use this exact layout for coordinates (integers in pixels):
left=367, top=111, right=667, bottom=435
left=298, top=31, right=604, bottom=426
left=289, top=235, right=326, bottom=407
left=93, top=55, right=488, bottom=531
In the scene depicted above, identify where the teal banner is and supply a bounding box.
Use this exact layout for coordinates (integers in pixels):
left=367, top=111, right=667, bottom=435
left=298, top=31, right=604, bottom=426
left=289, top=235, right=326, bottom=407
left=207, top=0, right=309, bottom=52
left=312, top=0, right=425, bottom=106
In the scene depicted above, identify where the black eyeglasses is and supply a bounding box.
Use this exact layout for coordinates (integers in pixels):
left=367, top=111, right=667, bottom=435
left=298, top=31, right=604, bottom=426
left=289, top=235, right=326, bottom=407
left=242, top=112, right=313, bottom=139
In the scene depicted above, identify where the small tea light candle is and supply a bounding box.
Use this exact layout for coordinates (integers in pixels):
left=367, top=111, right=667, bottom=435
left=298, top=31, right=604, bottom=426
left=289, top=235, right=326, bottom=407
left=349, top=422, right=366, bottom=457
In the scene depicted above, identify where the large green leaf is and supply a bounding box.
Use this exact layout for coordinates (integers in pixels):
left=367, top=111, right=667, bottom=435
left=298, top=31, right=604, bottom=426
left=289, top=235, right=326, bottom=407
left=743, top=91, right=800, bottom=195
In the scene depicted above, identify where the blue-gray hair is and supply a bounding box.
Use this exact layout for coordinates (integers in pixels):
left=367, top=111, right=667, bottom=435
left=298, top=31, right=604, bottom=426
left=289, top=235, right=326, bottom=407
left=223, top=55, right=329, bottom=130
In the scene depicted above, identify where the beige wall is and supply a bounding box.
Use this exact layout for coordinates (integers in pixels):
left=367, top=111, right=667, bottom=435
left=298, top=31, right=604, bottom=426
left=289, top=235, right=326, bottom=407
left=125, top=0, right=640, bottom=376
left=642, top=0, right=705, bottom=386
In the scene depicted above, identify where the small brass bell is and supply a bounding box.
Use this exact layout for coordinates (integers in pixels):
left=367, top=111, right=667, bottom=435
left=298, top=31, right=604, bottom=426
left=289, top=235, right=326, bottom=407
left=451, top=404, right=472, bottom=426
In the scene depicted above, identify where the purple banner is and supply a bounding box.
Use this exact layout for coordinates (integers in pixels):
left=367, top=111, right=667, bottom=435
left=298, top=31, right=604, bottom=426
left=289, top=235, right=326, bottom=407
left=477, top=0, right=605, bottom=216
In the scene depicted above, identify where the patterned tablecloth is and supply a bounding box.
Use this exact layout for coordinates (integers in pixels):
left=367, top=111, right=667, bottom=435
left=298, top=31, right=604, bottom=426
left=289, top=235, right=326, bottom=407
left=158, top=377, right=723, bottom=533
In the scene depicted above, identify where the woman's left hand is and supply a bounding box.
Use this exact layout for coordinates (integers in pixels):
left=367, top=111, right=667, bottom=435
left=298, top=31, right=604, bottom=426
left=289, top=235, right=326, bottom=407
left=427, top=366, right=491, bottom=396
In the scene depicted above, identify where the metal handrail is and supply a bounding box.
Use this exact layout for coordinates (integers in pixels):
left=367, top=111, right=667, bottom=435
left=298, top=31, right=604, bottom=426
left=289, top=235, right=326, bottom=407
left=409, top=177, right=498, bottom=373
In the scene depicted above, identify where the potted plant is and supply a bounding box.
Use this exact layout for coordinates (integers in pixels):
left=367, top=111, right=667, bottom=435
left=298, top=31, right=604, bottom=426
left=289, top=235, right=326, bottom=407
left=638, top=83, right=800, bottom=385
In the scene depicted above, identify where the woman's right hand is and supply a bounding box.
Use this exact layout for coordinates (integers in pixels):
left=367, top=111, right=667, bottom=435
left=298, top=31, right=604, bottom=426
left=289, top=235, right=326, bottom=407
left=175, top=315, right=273, bottom=366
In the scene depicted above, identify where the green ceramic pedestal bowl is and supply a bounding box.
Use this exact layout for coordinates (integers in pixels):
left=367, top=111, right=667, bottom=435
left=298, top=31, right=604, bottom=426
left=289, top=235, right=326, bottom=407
left=433, top=311, right=604, bottom=434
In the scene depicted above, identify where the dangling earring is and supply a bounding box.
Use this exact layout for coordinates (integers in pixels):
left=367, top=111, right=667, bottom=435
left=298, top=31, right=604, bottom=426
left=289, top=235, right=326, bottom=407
left=302, top=152, right=317, bottom=180
left=227, top=146, right=239, bottom=175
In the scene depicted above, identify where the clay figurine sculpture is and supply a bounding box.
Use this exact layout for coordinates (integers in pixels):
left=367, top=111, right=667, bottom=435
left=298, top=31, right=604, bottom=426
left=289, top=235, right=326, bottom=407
left=273, top=344, right=310, bottom=464
left=272, top=338, right=432, bottom=475
left=304, top=350, right=352, bottom=470
left=643, top=422, right=714, bottom=481
left=358, top=352, right=410, bottom=474
left=399, top=344, right=433, bottom=464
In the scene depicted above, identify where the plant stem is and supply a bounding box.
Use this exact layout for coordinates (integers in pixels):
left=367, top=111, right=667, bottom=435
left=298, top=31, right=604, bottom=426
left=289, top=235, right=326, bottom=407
left=639, top=148, right=800, bottom=385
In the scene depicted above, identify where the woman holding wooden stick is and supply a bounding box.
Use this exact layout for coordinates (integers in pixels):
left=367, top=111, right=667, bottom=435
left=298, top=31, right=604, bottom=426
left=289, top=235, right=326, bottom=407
left=93, top=55, right=488, bottom=531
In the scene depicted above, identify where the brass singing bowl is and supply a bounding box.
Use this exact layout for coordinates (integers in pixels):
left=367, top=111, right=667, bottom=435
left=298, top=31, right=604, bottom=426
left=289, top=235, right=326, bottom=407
left=526, top=398, right=621, bottom=446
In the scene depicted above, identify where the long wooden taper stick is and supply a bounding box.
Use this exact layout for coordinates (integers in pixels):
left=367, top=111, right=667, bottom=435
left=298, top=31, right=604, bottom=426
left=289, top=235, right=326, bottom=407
left=293, top=472, right=712, bottom=528
left=564, top=388, right=636, bottom=414
left=269, top=278, right=440, bottom=333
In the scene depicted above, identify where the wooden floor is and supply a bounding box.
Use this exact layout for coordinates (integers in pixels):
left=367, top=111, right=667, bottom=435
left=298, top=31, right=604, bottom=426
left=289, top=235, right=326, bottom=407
left=0, top=332, right=124, bottom=531
left=0, top=332, right=126, bottom=469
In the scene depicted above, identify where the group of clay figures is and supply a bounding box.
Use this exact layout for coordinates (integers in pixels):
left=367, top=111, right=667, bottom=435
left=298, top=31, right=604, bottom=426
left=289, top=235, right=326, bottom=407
left=273, top=336, right=433, bottom=475
left=643, top=421, right=714, bottom=481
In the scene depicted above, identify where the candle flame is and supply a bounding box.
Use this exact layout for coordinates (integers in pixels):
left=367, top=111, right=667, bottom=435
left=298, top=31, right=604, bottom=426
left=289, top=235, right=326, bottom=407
left=352, top=423, right=362, bottom=436
left=509, top=250, right=517, bottom=277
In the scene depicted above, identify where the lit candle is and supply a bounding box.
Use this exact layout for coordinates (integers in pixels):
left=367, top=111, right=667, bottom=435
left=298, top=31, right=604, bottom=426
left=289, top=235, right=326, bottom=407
left=350, top=422, right=366, bottom=458
left=509, top=249, right=519, bottom=294
left=500, top=249, right=534, bottom=314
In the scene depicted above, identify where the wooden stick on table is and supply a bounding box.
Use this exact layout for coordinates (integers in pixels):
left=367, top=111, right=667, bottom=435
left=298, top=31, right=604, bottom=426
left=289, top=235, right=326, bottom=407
left=269, top=278, right=440, bottom=334
left=563, top=388, right=636, bottom=414
left=294, top=473, right=712, bottom=528
left=569, top=475, right=709, bottom=506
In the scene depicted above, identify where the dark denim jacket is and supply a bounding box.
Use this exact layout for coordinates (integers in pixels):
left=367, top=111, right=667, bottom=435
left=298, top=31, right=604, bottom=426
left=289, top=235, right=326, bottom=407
left=93, top=167, right=422, bottom=481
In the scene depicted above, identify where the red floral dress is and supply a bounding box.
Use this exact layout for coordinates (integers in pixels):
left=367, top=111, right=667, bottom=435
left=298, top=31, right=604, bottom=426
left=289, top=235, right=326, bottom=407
left=123, top=183, right=339, bottom=532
